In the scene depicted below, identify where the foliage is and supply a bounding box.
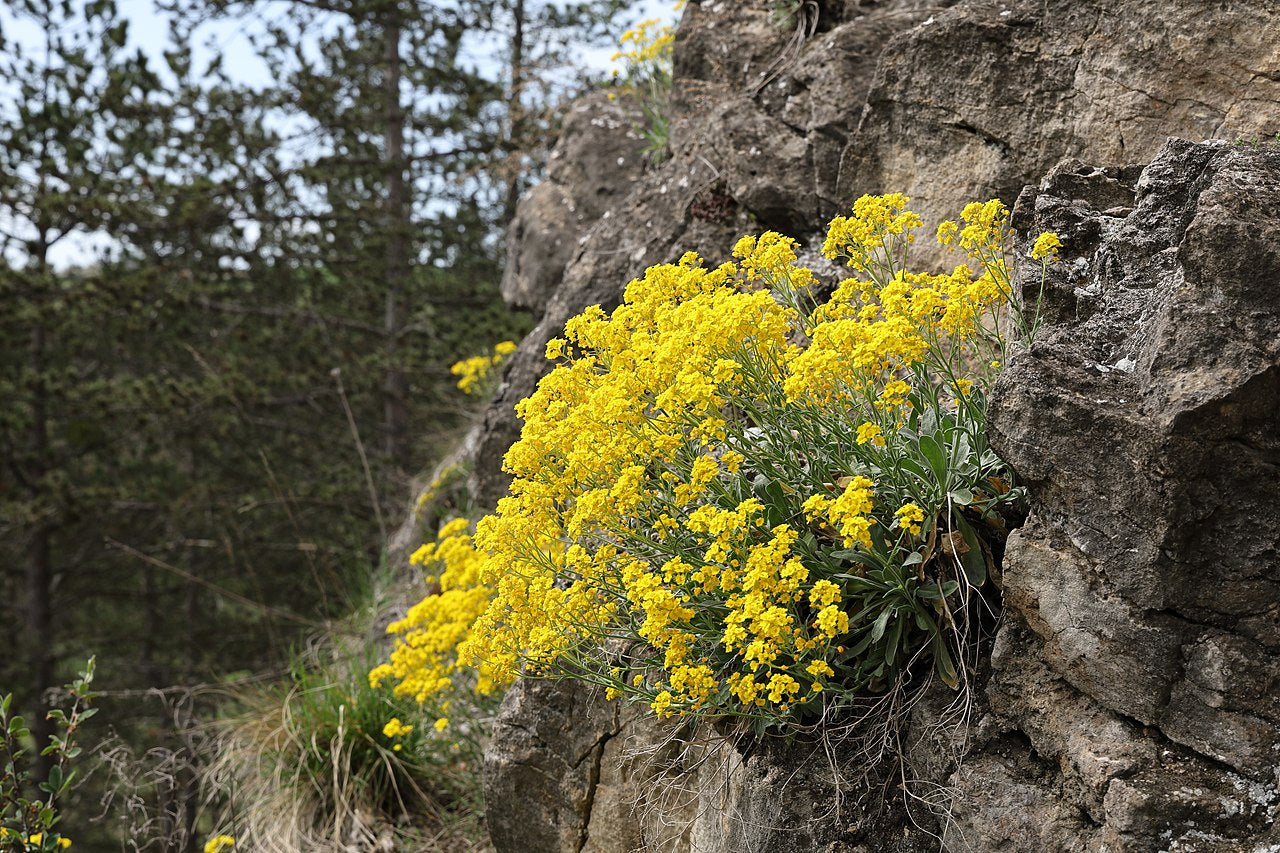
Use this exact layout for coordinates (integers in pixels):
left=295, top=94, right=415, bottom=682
left=204, top=638, right=494, bottom=852
left=0, top=0, right=532, bottom=843
left=1, top=659, right=97, bottom=851
left=379, top=195, right=1059, bottom=731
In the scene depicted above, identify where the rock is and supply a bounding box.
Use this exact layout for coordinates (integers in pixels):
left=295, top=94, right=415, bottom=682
left=976, top=137, right=1280, bottom=849
left=501, top=93, right=649, bottom=313
left=840, top=0, right=1280, bottom=232
left=483, top=677, right=623, bottom=853
left=468, top=0, right=1280, bottom=849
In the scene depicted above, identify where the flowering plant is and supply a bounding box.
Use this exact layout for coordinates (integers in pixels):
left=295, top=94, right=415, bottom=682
left=378, top=195, right=1057, bottom=730
left=1, top=659, right=95, bottom=851
left=609, top=4, right=683, bottom=162
left=450, top=340, right=517, bottom=396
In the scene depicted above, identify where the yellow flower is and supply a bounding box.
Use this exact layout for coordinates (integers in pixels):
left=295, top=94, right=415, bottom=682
left=434, top=717, right=449, bottom=731
left=450, top=339, right=517, bottom=394
left=1030, top=231, right=1062, bottom=262
left=894, top=503, right=926, bottom=537
left=855, top=422, right=884, bottom=447
left=936, top=219, right=959, bottom=246
left=382, top=718, right=413, bottom=738
left=204, top=836, right=236, bottom=853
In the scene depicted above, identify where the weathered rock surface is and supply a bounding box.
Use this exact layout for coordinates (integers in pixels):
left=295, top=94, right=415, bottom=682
left=945, top=137, right=1280, bottom=853
left=502, top=93, right=649, bottom=314
left=450, top=1, right=1280, bottom=850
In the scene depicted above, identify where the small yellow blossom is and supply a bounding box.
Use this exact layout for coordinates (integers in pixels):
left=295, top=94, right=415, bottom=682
left=1030, top=231, right=1062, bottom=262
left=451, top=340, right=517, bottom=395
left=855, top=422, right=885, bottom=447
left=894, top=503, right=926, bottom=537
left=204, top=836, right=236, bottom=853
left=382, top=718, right=413, bottom=738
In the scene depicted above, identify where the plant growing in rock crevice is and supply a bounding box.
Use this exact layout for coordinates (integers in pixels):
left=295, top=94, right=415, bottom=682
left=376, top=195, right=1059, bottom=736
left=609, top=4, right=683, bottom=163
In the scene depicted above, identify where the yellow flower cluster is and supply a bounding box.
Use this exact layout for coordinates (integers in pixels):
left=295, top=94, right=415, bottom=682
left=376, top=195, right=1048, bottom=726
left=894, top=503, right=926, bottom=537
left=381, top=717, right=413, bottom=738
left=369, top=518, right=500, bottom=703
left=0, top=831, right=73, bottom=850
left=203, top=837, right=234, bottom=853
left=1030, top=231, right=1062, bottom=262
left=802, top=476, right=876, bottom=549
left=450, top=340, right=517, bottom=395
left=612, top=17, right=674, bottom=65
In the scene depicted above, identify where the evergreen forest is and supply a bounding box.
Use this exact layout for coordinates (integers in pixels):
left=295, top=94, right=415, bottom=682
left=0, top=1, right=640, bottom=848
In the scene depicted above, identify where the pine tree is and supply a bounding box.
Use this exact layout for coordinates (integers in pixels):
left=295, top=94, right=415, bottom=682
left=0, top=0, right=164, bottom=782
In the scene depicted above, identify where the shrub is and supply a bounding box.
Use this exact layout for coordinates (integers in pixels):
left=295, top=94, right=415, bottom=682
left=379, top=195, right=1057, bottom=732
left=1, top=659, right=96, bottom=851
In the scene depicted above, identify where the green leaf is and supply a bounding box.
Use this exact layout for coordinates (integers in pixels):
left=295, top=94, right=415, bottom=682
left=870, top=608, right=891, bottom=643
left=918, top=580, right=959, bottom=600
left=885, top=613, right=903, bottom=665
left=948, top=487, right=974, bottom=506
left=829, top=548, right=881, bottom=570
left=933, top=633, right=959, bottom=689
left=950, top=431, right=972, bottom=468
left=845, top=630, right=876, bottom=658
left=918, top=434, right=948, bottom=489
left=951, top=513, right=989, bottom=586
left=7, top=715, right=25, bottom=736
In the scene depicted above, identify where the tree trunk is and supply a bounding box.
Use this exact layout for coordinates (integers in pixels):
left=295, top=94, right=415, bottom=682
left=382, top=9, right=411, bottom=476
left=28, top=321, right=55, bottom=785
left=502, top=0, right=526, bottom=225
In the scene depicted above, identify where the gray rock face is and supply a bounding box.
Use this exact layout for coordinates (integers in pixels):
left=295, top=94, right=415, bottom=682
left=461, top=1, right=1280, bottom=850
left=948, top=137, right=1280, bottom=853
left=501, top=93, right=649, bottom=314
left=839, top=0, right=1280, bottom=230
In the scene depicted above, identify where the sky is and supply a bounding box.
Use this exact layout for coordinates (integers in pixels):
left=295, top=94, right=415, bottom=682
left=0, top=0, right=679, bottom=269
left=106, top=0, right=677, bottom=88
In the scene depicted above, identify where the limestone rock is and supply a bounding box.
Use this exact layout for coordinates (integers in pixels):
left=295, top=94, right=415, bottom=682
left=969, top=137, right=1280, bottom=851
left=839, top=0, right=1280, bottom=231
left=501, top=93, right=648, bottom=313
left=469, top=1, right=1280, bottom=849
left=483, top=678, right=622, bottom=853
